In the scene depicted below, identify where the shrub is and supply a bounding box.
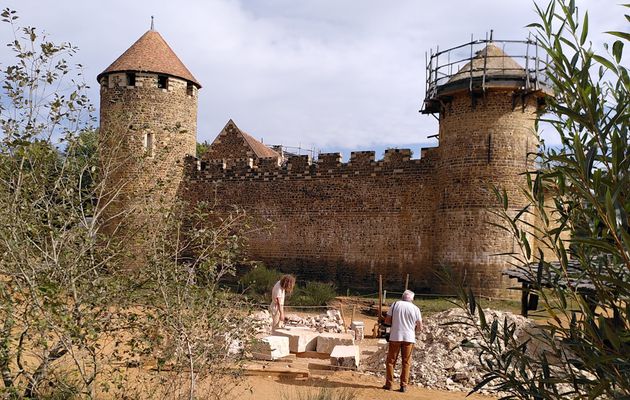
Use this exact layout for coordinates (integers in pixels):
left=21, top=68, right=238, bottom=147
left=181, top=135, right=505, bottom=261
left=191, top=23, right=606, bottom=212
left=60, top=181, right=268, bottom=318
left=290, top=281, right=337, bottom=306
left=239, top=264, right=281, bottom=300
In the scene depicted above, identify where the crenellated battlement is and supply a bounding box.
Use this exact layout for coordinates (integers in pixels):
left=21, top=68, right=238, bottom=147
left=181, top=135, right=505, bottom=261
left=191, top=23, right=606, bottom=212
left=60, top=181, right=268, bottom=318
left=100, top=72, right=198, bottom=98
left=184, top=147, right=439, bottom=183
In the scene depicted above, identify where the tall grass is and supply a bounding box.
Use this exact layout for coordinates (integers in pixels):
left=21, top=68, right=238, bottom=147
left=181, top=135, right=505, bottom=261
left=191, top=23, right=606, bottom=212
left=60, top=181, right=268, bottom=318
left=282, top=387, right=357, bottom=400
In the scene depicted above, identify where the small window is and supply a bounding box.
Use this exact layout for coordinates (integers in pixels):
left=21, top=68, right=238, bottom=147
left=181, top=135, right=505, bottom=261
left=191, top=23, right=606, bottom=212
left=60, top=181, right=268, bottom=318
left=145, top=133, right=154, bottom=157
left=186, top=82, right=194, bottom=96
left=126, top=72, right=136, bottom=87
left=157, top=75, right=168, bottom=89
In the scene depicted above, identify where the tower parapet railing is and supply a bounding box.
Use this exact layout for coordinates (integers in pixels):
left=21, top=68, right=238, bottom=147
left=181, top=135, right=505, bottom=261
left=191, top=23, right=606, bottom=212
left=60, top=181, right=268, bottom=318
left=422, top=33, right=551, bottom=114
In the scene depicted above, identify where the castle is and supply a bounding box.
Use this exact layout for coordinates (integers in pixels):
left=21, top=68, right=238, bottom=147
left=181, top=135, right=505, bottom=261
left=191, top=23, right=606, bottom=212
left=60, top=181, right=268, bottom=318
left=98, top=27, right=550, bottom=296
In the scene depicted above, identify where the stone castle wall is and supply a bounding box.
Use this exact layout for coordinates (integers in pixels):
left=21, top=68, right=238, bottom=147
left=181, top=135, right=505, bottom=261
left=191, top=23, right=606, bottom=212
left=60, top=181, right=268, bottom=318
left=182, top=149, right=441, bottom=290
left=181, top=89, right=542, bottom=296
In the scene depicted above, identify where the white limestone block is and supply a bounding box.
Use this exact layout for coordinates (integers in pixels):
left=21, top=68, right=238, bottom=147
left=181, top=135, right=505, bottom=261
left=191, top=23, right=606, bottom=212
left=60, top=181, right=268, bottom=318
left=316, top=332, right=355, bottom=354
left=350, top=321, right=365, bottom=341
left=273, top=328, right=319, bottom=353
left=251, top=335, right=290, bottom=361
left=330, top=345, right=360, bottom=370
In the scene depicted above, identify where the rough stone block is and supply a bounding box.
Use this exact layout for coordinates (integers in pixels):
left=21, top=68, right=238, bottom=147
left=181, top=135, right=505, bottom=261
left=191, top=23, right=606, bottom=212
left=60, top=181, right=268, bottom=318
left=251, top=335, right=290, bottom=361
left=330, top=345, right=360, bottom=370
left=273, top=328, right=319, bottom=353
left=350, top=321, right=365, bottom=341
left=316, top=332, right=354, bottom=354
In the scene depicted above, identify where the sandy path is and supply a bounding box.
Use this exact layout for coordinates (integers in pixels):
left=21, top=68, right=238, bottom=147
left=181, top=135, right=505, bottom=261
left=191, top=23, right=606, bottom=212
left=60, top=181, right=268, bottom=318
left=231, top=371, right=496, bottom=400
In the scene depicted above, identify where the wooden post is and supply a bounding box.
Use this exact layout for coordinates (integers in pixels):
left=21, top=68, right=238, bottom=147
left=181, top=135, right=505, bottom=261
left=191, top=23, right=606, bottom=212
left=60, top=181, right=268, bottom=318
left=378, top=274, right=383, bottom=323
left=521, top=282, right=530, bottom=317
left=339, top=305, right=348, bottom=333
left=351, top=305, right=356, bottom=324
left=404, top=274, right=409, bottom=291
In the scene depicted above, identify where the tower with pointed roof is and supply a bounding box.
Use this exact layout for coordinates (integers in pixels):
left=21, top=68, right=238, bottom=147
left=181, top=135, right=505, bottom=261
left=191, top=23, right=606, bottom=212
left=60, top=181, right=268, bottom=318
left=422, top=39, right=550, bottom=294
left=97, top=26, right=201, bottom=248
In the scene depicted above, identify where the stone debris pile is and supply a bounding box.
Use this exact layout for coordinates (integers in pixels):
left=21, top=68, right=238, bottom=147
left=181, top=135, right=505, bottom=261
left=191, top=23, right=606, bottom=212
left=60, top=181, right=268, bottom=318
left=284, top=309, right=347, bottom=333
left=363, top=308, right=534, bottom=393
left=249, top=310, right=272, bottom=336
left=247, top=309, right=348, bottom=336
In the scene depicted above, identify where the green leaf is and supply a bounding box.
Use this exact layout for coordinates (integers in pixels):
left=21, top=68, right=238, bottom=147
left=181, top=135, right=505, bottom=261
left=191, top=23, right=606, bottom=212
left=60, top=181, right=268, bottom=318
left=606, top=31, right=630, bottom=41
left=477, top=304, right=487, bottom=329
left=607, top=193, right=619, bottom=232
left=592, top=54, right=616, bottom=71
left=469, top=374, right=499, bottom=394
left=612, top=40, right=624, bottom=63
left=468, top=287, right=476, bottom=316
left=580, top=11, right=589, bottom=45
left=490, top=319, right=498, bottom=343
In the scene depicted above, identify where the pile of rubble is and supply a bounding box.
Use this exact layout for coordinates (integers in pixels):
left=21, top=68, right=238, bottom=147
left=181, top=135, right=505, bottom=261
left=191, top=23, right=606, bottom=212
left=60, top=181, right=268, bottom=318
left=248, top=309, right=347, bottom=336
left=284, top=309, right=346, bottom=333
left=363, top=308, right=534, bottom=393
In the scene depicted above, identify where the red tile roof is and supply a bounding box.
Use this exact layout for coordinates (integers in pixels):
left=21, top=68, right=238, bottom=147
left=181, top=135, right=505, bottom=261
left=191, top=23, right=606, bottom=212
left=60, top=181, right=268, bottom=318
left=98, top=30, right=201, bottom=87
left=240, top=129, right=281, bottom=159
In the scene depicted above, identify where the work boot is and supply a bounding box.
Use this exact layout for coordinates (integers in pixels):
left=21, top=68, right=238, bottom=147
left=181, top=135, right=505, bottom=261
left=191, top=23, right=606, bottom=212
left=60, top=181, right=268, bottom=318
left=399, top=386, right=407, bottom=393
left=382, top=385, right=392, bottom=391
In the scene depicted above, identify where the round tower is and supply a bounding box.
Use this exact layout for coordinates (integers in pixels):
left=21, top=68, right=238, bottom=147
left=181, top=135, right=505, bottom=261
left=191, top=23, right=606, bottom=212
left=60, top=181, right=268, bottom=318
left=97, top=26, right=200, bottom=252
left=423, top=39, right=550, bottom=296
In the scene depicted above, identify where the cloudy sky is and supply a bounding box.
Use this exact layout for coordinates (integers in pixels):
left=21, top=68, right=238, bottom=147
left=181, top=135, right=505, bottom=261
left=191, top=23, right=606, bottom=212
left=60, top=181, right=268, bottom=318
left=1, top=0, right=626, bottom=158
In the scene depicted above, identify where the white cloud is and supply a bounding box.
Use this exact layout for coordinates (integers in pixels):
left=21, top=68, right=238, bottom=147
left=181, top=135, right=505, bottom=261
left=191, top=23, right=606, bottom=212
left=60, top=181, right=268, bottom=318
left=2, top=0, right=626, bottom=150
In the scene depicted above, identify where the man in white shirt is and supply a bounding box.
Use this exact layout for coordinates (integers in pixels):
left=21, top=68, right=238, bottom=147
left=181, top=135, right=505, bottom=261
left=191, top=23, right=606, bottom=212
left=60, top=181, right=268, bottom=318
left=383, top=290, right=423, bottom=393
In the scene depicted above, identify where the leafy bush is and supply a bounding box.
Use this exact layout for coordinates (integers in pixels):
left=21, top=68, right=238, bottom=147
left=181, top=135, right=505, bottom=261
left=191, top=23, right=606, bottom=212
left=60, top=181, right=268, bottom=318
left=239, top=264, right=281, bottom=300
left=0, top=9, right=257, bottom=399
left=290, top=281, right=337, bottom=306
left=456, top=1, right=630, bottom=399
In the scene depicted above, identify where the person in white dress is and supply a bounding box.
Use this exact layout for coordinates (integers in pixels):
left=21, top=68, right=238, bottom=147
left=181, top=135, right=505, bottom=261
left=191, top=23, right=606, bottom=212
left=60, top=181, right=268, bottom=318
left=270, top=275, right=296, bottom=330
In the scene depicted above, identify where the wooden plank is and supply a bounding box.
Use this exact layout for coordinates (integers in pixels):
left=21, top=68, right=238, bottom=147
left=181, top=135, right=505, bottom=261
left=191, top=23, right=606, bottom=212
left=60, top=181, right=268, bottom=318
left=241, top=365, right=309, bottom=379
left=295, top=351, right=329, bottom=360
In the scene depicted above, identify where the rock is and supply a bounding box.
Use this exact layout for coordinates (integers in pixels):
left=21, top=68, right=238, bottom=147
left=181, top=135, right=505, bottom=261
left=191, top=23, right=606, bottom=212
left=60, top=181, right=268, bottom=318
left=251, top=335, right=290, bottom=361
left=273, top=328, right=319, bottom=353
left=327, top=309, right=341, bottom=320
left=316, top=332, right=354, bottom=354
left=350, top=321, right=365, bottom=341
left=330, top=345, right=360, bottom=370
left=361, top=307, right=534, bottom=394
left=324, top=322, right=339, bottom=330
left=451, top=372, right=468, bottom=382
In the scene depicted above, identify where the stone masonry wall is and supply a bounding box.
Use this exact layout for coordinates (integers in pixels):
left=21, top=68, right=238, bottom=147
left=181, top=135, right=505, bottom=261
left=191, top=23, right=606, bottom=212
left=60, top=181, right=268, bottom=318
left=182, top=149, right=440, bottom=290
left=99, top=72, right=197, bottom=251
left=432, top=90, right=540, bottom=296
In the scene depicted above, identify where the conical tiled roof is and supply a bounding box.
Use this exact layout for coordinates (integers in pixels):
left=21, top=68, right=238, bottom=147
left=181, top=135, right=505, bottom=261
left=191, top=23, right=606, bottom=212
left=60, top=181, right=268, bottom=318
left=98, top=29, right=201, bottom=87
left=448, top=44, right=525, bottom=83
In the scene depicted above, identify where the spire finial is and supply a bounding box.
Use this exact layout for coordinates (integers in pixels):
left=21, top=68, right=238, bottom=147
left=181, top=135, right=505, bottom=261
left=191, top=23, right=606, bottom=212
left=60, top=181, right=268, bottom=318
left=150, top=16, right=155, bottom=31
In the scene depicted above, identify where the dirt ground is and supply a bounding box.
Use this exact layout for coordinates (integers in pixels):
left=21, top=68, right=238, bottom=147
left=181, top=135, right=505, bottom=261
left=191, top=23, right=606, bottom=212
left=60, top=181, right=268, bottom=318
left=223, top=298, right=499, bottom=400
left=231, top=371, right=496, bottom=400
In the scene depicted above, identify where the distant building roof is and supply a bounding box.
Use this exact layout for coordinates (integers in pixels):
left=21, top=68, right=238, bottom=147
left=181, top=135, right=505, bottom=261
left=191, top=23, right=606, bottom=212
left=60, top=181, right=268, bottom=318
left=204, top=120, right=280, bottom=161
left=98, top=29, right=201, bottom=87
left=239, top=129, right=282, bottom=159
